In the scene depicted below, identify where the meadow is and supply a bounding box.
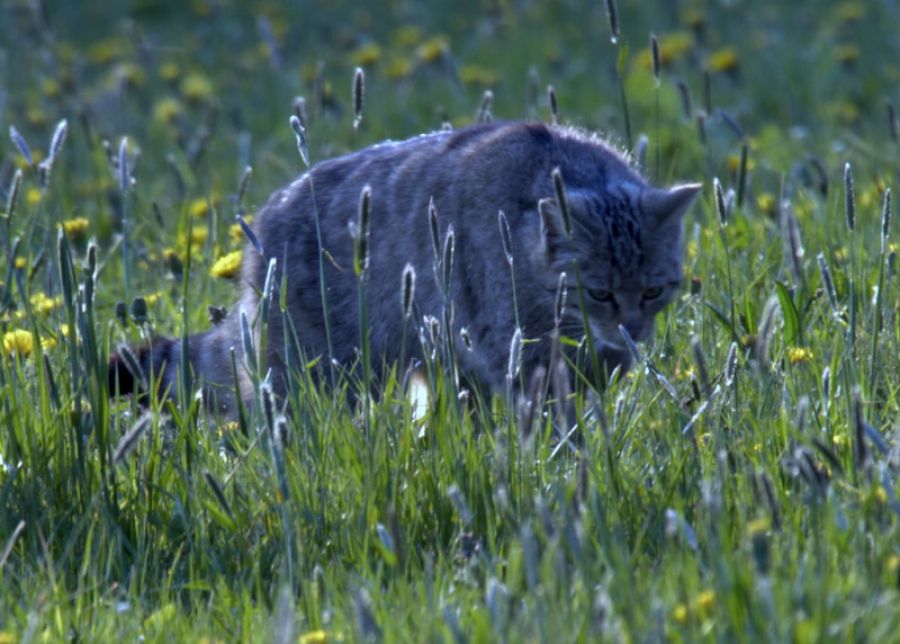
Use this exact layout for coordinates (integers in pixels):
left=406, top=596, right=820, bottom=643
left=1, top=0, right=900, bottom=641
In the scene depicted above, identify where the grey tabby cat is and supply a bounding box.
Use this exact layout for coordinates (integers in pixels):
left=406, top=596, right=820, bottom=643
left=110, top=121, right=699, bottom=412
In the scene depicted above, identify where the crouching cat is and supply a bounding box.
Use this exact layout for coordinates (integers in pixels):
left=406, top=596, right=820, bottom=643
left=109, top=121, right=700, bottom=413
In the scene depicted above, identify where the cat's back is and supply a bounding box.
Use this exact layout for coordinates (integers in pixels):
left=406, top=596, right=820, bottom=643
left=262, top=121, right=640, bottom=224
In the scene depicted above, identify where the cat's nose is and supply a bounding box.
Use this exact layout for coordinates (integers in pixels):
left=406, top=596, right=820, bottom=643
left=622, top=319, right=647, bottom=342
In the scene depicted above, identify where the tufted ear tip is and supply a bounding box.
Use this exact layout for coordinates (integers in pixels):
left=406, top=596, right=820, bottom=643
left=641, top=183, right=702, bottom=224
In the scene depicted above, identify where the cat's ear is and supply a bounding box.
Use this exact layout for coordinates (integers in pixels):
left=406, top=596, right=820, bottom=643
left=641, top=183, right=702, bottom=225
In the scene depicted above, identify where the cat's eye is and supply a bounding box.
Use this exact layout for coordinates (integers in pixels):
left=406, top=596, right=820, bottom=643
left=589, top=289, right=615, bottom=303
left=643, top=286, right=665, bottom=300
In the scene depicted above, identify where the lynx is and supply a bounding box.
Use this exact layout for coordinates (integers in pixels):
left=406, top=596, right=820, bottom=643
left=110, top=121, right=700, bottom=413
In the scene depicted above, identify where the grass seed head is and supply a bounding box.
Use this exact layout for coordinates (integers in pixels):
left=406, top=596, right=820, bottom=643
left=887, top=99, right=898, bottom=142
left=460, top=327, right=472, bottom=351
left=816, top=252, right=840, bottom=317
left=112, top=413, right=152, bottom=465
left=47, top=118, right=68, bottom=162
left=236, top=213, right=264, bottom=256
left=604, top=0, right=620, bottom=44
left=691, top=336, right=711, bottom=398
left=477, top=90, right=493, bottom=123
left=635, top=134, right=648, bottom=170
left=8, top=125, right=33, bottom=166
left=401, top=263, right=416, bottom=320
left=714, top=177, right=728, bottom=225
left=554, top=271, right=567, bottom=328
left=547, top=85, right=558, bottom=125
left=852, top=386, right=868, bottom=470
left=551, top=167, right=573, bottom=236
left=355, top=185, right=371, bottom=275
left=844, top=162, right=855, bottom=232
left=428, top=197, right=440, bottom=263
left=441, top=225, right=455, bottom=292
left=5, top=169, right=22, bottom=219
left=677, top=79, right=692, bottom=119
left=236, top=165, right=252, bottom=206
left=292, top=96, right=308, bottom=130
left=498, top=209, right=513, bottom=266
left=507, top=327, right=523, bottom=382
left=881, top=187, right=892, bottom=252
left=650, top=34, right=661, bottom=83
left=780, top=199, right=804, bottom=284
left=289, top=115, right=310, bottom=167
left=352, top=67, right=365, bottom=130
left=118, top=137, right=130, bottom=193
left=240, top=308, right=256, bottom=373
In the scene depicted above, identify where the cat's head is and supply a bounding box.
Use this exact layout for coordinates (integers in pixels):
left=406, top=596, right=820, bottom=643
left=537, top=181, right=701, bottom=348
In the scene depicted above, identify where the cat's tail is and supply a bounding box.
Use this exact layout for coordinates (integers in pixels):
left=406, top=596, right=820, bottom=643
left=108, top=318, right=249, bottom=414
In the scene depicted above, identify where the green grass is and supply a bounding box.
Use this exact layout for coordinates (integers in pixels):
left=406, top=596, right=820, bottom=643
left=2, top=0, right=900, bottom=641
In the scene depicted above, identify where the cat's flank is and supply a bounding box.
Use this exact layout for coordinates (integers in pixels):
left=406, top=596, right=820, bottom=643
left=110, top=121, right=700, bottom=412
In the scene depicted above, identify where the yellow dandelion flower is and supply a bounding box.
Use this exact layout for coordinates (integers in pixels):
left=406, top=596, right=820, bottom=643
left=834, top=44, right=860, bottom=66
left=14, top=257, right=27, bottom=270
left=746, top=518, right=768, bottom=537
left=681, top=8, right=705, bottom=28
left=386, top=57, right=413, bottom=80
left=3, top=329, right=33, bottom=357
left=26, top=107, right=47, bottom=127
left=672, top=604, right=688, bottom=624
left=825, top=99, right=859, bottom=125
left=41, top=335, right=56, bottom=351
left=210, top=250, right=242, bottom=278
left=298, top=630, right=330, bottom=644
left=686, top=238, right=698, bottom=260
left=786, top=346, right=814, bottom=364
left=191, top=0, right=212, bottom=17
left=178, top=226, right=208, bottom=248
left=143, top=292, right=162, bottom=307
left=216, top=421, right=240, bottom=438
left=636, top=31, right=694, bottom=70
left=874, top=487, right=888, bottom=504
left=112, top=62, right=145, bottom=87
left=833, top=247, right=849, bottom=263
left=30, top=292, right=61, bottom=315
left=832, top=433, right=847, bottom=448
left=180, top=73, right=215, bottom=102
left=392, top=25, right=422, bottom=48
left=160, top=61, right=180, bottom=82
left=417, top=36, right=449, bottom=63
left=87, top=38, right=124, bottom=64
left=888, top=554, right=900, bottom=572
left=351, top=42, right=382, bottom=67
left=229, top=215, right=253, bottom=244
left=189, top=197, right=216, bottom=219
left=42, top=77, right=61, bottom=98
left=756, top=192, right=776, bottom=216
left=708, top=47, right=739, bottom=73
left=153, top=97, right=184, bottom=124
left=693, top=590, right=715, bottom=616
left=727, top=153, right=755, bottom=175
left=26, top=187, right=42, bottom=207
left=459, top=65, right=499, bottom=87
left=62, top=217, right=90, bottom=238
left=834, top=1, right=865, bottom=23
